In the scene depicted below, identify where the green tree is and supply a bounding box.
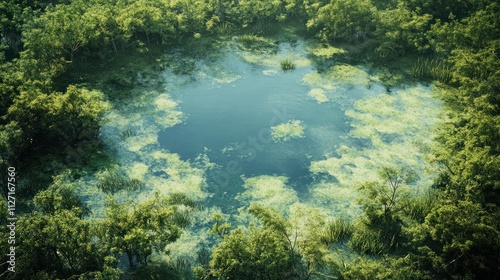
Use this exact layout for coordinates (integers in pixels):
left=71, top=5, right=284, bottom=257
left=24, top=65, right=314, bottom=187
left=208, top=204, right=338, bottom=280
left=413, top=200, right=500, bottom=279
left=22, top=1, right=95, bottom=63
left=307, top=0, right=377, bottom=43
left=14, top=209, right=108, bottom=279
left=98, top=193, right=194, bottom=268
left=33, top=172, right=88, bottom=215
left=350, top=167, right=416, bottom=254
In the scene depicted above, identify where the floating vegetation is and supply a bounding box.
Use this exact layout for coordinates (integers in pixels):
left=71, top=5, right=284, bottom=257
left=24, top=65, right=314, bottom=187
left=238, top=175, right=299, bottom=213
left=271, top=120, right=305, bottom=142
left=413, top=57, right=452, bottom=83
left=280, top=58, right=295, bottom=71
left=308, top=88, right=329, bottom=104
left=307, top=44, right=347, bottom=60
left=308, top=86, right=441, bottom=220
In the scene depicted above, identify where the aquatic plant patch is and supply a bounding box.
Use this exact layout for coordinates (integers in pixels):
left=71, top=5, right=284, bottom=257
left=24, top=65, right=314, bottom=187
left=271, top=120, right=306, bottom=142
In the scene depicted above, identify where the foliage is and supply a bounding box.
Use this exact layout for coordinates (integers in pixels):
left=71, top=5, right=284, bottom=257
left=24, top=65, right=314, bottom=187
left=307, top=0, right=377, bottom=43
left=349, top=167, right=417, bottom=255
left=208, top=204, right=340, bottom=279
left=33, top=172, right=88, bottom=215
left=342, top=256, right=431, bottom=280
left=412, top=200, right=500, bottom=279
left=98, top=193, right=195, bottom=268
left=14, top=209, right=108, bottom=279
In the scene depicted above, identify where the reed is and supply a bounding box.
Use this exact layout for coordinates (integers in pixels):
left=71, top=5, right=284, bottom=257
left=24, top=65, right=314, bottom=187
left=403, top=190, right=438, bottom=222
left=349, top=217, right=402, bottom=255
left=413, top=57, right=452, bottom=83
left=119, top=128, right=136, bottom=140
left=280, top=58, right=295, bottom=71
left=215, top=22, right=234, bottom=36
left=96, top=170, right=144, bottom=194
left=320, top=218, right=354, bottom=246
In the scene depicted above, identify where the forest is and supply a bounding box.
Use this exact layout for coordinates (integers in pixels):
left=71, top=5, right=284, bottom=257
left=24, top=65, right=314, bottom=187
left=0, top=0, right=499, bottom=279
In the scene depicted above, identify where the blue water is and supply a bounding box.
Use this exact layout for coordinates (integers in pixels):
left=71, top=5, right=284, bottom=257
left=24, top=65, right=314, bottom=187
left=158, top=49, right=376, bottom=208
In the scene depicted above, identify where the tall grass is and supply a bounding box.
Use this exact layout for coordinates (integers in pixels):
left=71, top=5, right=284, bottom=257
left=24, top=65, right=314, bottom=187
left=280, top=58, right=295, bottom=71
left=320, top=218, right=354, bottom=246
left=119, top=128, right=136, bottom=140
left=413, top=57, right=452, bottom=83
left=403, top=190, right=439, bottom=223
left=215, top=22, right=234, bottom=36
left=349, top=228, right=392, bottom=255
left=96, top=170, right=144, bottom=194
left=349, top=216, right=402, bottom=255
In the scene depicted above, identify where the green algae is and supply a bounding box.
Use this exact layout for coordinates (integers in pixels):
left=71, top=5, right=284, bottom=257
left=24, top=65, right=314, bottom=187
left=308, top=88, right=329, bottom=103
left=271, top=120, right=306, bottom=142
left=237, top=175, right=299, bottom=213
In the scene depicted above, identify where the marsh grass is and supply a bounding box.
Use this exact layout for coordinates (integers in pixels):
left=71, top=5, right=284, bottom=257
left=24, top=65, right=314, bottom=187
left=402, top=190, right=439, bottom=222
left=215, top=22, right=235, bottom=36
left=413, top=57, right=452, bottom=83
left=349, top=218, right=402, bottom=255
left=119, top=128, right=136, bottom=140
left=320, top=218, right=354, bottom=246
left=280, top=58, right=295, bottom=71
left=96, top=169, right=144, bottom=194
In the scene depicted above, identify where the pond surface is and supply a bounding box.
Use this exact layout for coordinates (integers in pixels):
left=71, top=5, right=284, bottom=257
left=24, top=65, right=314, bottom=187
left=157, top=43, right=388, bottom=208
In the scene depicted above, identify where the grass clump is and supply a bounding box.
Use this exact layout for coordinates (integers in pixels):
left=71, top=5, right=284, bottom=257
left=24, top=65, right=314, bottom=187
left=271, top=120, right=305, bottom=142
left=214, top=22, right=234, bottom=36
left=96, top=168, right=144, bottom=194
left=320, top=218, right=354, bottom=246
left=402, top=190, right=439, bottom=223
left=119, top=128, right=136, bottom=140
left=280, top=58, right=295, bottom=71
left=413, top=57, right=452, bottom=83
left=349, top=216, right=403, bottom=255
